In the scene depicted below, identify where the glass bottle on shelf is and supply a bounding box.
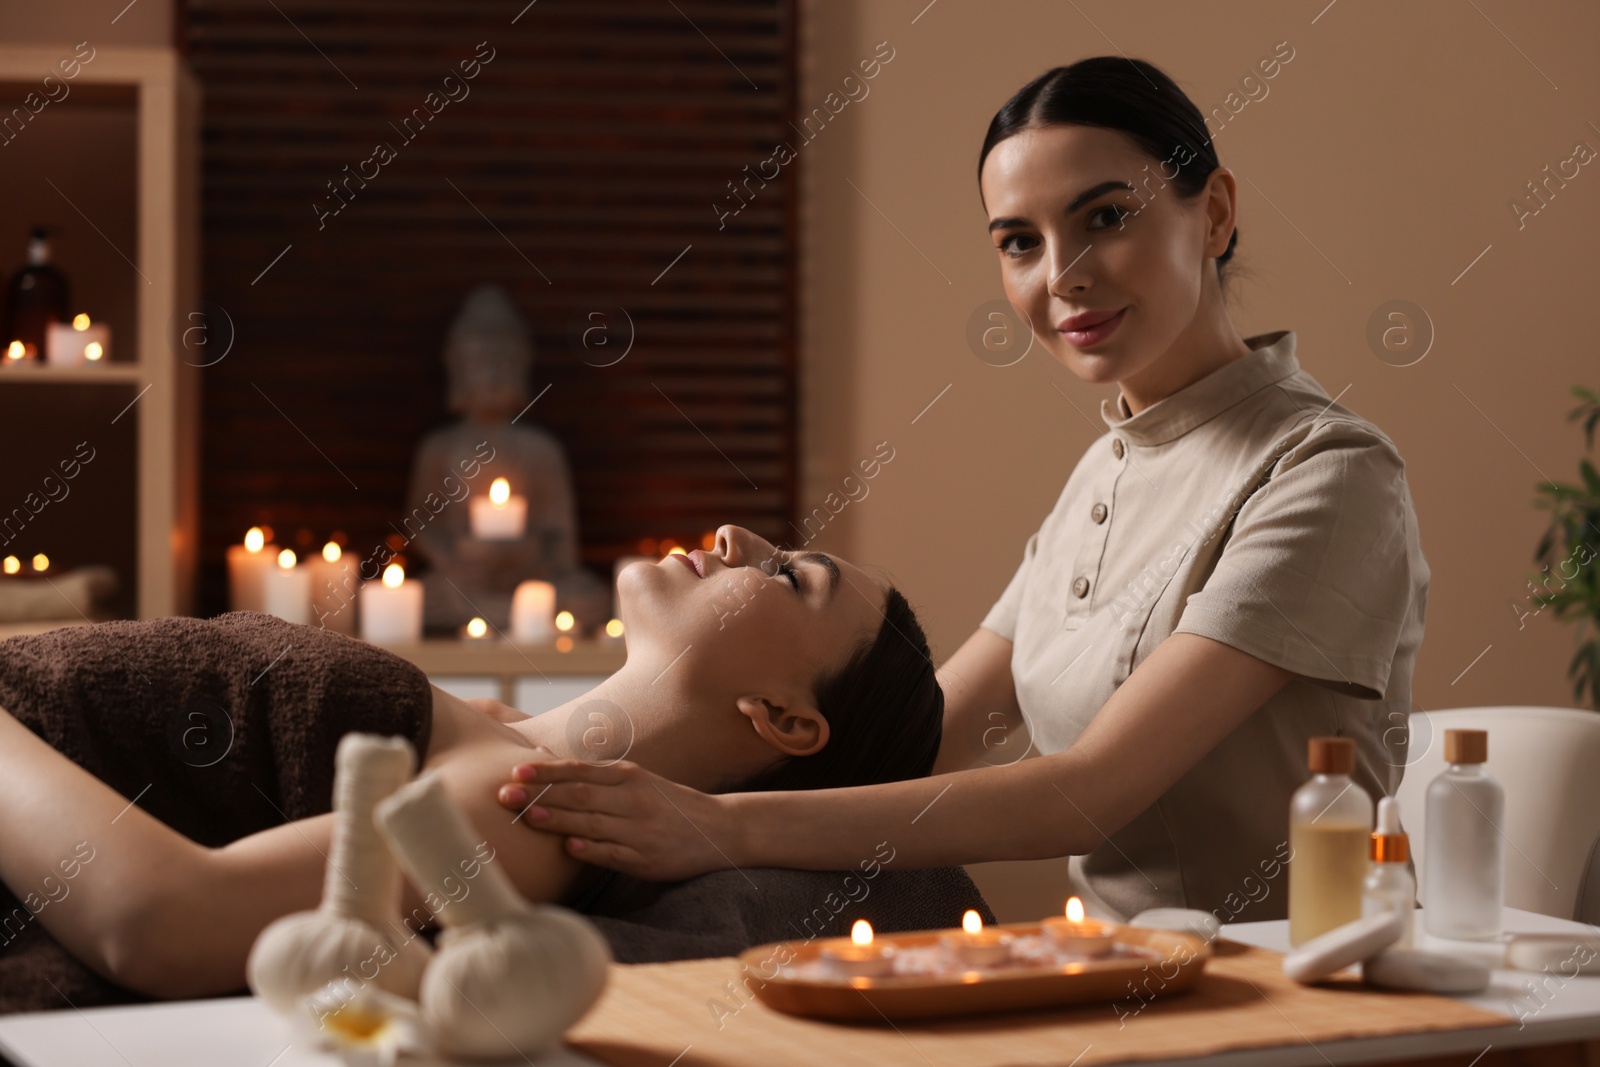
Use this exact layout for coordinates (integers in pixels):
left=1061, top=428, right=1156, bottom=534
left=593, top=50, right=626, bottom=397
left=2, top=227, right=71, bottom=363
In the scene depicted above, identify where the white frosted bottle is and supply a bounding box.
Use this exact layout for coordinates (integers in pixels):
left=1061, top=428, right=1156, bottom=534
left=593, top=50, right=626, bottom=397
left=1422, top=729, right=1504, bottom=939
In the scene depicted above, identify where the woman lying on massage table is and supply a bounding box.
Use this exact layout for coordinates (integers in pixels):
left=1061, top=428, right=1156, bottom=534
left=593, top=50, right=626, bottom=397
left=0, top=525, right=942, bottom=1000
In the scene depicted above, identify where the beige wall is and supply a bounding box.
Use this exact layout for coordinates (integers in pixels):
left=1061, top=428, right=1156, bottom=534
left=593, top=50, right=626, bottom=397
left=797, top=1, right=1600, bottom=919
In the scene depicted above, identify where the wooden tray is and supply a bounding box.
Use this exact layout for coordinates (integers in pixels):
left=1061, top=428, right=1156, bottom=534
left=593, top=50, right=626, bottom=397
left=737, top=922, right=1211, bottom=1022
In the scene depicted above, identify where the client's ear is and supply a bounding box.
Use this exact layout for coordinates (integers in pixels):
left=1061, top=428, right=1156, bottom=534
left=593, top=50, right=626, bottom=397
left=735, top=695, right=829, bottom=758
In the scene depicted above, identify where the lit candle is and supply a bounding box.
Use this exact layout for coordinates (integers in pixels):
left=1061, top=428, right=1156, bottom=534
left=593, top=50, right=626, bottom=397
left=30, top=553, right=49, bottom=573
left=359, top=563, right=424, bottom=644
left=601, top=617, right=626, bottom=647
left=45, top=314, right=111, bottom=367
left=1042, top=896, right=1115, bottom=957
left=309, top=541, right=357, bottom=635
left=227, top=527, right=277, bottom=613
left=940, top=909, right=1013, bottom=967
left=510, top=579, right=556, bottom=643
left=262, top=548, right=313, bottom=625
left=2, top=555, right=19, bottom=575
left=820, top=919, right=897, bottom=978
left=461, top=616, right=491, bottom=641
left=5, top=340, right=24, bottom=362
left=469, top=477, right=527, bottom=541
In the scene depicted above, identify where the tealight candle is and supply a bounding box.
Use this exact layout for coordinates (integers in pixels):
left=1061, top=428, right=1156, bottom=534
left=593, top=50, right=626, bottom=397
left=601, top=618, right=626, bottom=647
left=1042, top=896, right=1115, bottom=957
left=262, top=548, right=313, bottom=625
left=940, top=909, right=1013, bottom=967
left=359, top=563, right=424, bottom=644
left=510, top=579, right=556, bottom=643
left=469, top=477, right=527, bottom=541
left=45, top=314, right=111, bottom=367
left=461, top=616, right=491, bottom=641
left=821, top=919, right=897, bottom=978
left=226, top=527, right=276, bottom=613
left=2, top=555, right=19, bottom=575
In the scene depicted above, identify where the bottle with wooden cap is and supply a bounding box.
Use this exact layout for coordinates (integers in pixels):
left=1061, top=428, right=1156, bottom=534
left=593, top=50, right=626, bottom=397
left=1422, top=729, right=1504, bottom=939
left=1362, top=796, right=1416, bottom=949
left=1288, top=737, right=1374, bottom=946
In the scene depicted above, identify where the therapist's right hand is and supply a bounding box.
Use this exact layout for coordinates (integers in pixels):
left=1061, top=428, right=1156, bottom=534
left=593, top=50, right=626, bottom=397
left=496, top=756, right=736, bottom=881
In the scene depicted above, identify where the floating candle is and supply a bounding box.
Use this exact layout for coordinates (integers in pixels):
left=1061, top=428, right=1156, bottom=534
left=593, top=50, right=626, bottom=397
left=940, top=909, right=1013, bottom=967
left=821, top=919, right=897, bottom=978
left=1042, top=896, right=1115, bottom=957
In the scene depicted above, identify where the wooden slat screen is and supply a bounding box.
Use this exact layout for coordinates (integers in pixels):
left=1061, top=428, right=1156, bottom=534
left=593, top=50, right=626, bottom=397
left=185, top=0, right=797, bottom=615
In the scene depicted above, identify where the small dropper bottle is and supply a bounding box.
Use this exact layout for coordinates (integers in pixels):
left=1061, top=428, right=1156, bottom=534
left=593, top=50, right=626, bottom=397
left=1361, top=796, right=1415, bottom=949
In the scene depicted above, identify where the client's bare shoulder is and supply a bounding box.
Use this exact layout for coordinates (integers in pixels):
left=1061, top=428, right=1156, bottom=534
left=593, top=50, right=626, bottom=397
left=396, top=687, right=586, bottom=924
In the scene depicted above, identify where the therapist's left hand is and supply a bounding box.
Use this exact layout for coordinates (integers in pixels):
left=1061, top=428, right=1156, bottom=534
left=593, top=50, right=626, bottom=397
left=496, top=757, right=734, bottom=881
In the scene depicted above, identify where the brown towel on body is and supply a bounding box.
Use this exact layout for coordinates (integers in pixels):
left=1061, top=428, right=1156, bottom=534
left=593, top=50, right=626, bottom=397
left=0, top=611, right=434, bottom=1014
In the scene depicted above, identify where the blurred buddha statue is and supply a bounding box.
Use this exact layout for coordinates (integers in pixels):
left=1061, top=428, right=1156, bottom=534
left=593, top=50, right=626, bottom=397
left=405, top=284, right=609, bottom=634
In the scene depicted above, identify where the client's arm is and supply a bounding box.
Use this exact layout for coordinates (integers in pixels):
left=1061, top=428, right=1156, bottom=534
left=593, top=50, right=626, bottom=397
left=0, top=702, right=574, bottom=1000
left=499, top=632, right=1293, bottom=878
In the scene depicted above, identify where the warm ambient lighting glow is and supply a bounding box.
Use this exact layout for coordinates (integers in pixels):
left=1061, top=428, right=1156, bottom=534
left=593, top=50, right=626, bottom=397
left=277, top=549, right=296, bottom=569
left=1066, top=896, right=1085, bottom=923
left=31, top=554, right=49, bottom=572
left=466, top=617, right=488, bottom=638
left=962, top=910, right=984, bottom=935
left=84, top=342, right=103, bottom=361
left=72, top=313, right=90, bottom=331
left=851, top=919, right=875, bottom=946
left=244, top=527, right=266, bottom=553
left=666, top=546, right=687, bottom=556
left=554, top=610, right=575, bottom=632
left=701, top=531, right=717, bottom=551
left=604, top=618, right=625, bottom=638
left=322, top=541, right=342, bottom=563
left=555, top=635, right=574, bottom=653
left=6, top=341, right=23, bottom=360
left=2, top=556, right=19, bottom=575
left=488, top=477, right=511, bottom=505
left=382, top=563, right=405, bottom=588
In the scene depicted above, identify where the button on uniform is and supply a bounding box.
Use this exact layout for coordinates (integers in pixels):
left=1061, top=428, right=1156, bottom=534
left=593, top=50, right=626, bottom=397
left=1072, top=576, right=1090, bottom=598
left=1111, top=438, right=1125, bottom=459
left=1090, top=502, right=1108, bottom=524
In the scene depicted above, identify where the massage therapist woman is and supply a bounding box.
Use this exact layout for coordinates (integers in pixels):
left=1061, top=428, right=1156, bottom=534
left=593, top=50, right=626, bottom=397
left=496, top=57, right=1429, bottom=924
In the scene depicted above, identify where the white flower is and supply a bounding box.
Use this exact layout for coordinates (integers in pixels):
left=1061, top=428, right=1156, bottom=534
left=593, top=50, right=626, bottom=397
left=292, top=979, right=430, bottom=1067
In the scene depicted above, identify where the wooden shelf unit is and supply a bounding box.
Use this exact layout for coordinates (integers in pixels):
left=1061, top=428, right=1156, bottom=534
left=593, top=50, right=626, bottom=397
left=0, top=46, right=202, bottom=618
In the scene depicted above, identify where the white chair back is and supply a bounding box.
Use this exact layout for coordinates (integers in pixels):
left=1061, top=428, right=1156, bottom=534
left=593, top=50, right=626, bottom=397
left=1394, top=706, right=1600, bottom=920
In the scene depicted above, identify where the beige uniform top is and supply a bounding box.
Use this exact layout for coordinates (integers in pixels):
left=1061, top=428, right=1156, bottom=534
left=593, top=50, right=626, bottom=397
left=981, top=329, right=1429, bottom=925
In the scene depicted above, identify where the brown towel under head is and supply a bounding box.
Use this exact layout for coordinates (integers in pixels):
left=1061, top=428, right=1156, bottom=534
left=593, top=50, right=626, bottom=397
left=0, top=611, right=435, bottom=1013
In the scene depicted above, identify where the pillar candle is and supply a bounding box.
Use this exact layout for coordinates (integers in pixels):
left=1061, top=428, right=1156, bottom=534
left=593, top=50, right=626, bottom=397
left=46, top=315, right=111, bottom=367
left=309, top=541, right=357, bottom=635
left=359, top=563, right=424, bottom=644
left=262, top=548, right=312, bottom=625
left=226, top=527, right=276, bottom=613
left=510, top=579, right=556, bottom=643
left=470, top=477, right=527, bottom=541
